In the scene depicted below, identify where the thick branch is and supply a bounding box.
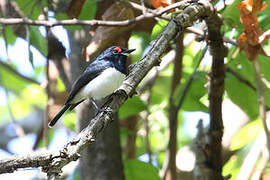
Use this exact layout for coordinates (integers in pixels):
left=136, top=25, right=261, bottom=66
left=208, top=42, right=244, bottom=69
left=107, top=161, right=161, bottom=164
left=0, top=0, right=216, bottom=176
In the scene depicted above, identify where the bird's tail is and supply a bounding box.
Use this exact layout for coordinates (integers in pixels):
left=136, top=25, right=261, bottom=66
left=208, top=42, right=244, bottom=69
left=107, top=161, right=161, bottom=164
left=48, top=104, right=71, bottom=127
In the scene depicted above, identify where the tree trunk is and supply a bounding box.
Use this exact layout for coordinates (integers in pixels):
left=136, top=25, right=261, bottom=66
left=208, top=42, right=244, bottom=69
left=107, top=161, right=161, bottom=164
left=77, top=103, right=125, bottom=180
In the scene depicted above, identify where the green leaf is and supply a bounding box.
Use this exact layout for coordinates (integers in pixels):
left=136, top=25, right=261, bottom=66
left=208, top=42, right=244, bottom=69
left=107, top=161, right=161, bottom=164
left=128, top=32, right=151, bottom=62
left=258, top=55, right=270, bottom=83
left=124, top=159, right=160, bottom=180
left=119, top=96, right=147, bottom=119
left=151, top=19, right=169, bottom=40
left=56, top=78, right=66, bottom=92
left=173, top=72, right=208, bottom=112
left=230, top=119, right=262, bottom=151
left=182, top=72, right=208, bottom=112
left=227, top=52, right=255, bottom=84
left=221, top=0, right=243, bottom=29
left=29, top=26, right=47, bottom=56
left=149, top=126, right=168, bottom=151
left=39, top=127, right=56, bottom=148
left=3, top=26, right=17, bottom=45
left=62, top=112, right=76, bottom=130
left=225, top=73, right=258, bottom=119
left=0, top=63, right=30, bottom=94
left=55, top=13, right=69, bottom=20
left=9, top=95, right=32, bottom=120
left=21, top=84, right=46, bottom=107
left=63, top=0, right=97, bottom=31
left=26, top=26, right=34, bottom=68
left=29, top=49, right=34, bottom=68
left=222, top=153, right=241, bottom=179
left=77, top=0, right=97, bottom=20
left=15, top=0, right=43, bottom=19
left=151, top=75, right=170, bottom=107
left=258, top=9, right=270, bottom=30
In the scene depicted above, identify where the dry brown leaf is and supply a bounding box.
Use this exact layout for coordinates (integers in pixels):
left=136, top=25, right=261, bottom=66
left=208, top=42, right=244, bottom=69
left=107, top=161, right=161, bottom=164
left=237, top=0, right=269, bottom=61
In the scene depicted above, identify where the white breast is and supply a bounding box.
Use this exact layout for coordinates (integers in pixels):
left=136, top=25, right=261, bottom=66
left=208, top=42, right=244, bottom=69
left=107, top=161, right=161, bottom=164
left=72, top=67, right=126, bottom=103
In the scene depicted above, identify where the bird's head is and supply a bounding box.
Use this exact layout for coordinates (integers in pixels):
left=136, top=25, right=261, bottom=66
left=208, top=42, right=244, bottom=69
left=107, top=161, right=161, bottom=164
left=99, top=46, right=135, bottom=61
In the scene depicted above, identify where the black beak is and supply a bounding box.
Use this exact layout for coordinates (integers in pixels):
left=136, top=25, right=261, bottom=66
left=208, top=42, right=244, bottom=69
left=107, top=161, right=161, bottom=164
left=121, top=49, right=136, bottom=56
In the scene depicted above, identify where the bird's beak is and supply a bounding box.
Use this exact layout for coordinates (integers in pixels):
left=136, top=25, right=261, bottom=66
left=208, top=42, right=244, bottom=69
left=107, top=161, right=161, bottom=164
left=121, top=49, right=136, bottom=56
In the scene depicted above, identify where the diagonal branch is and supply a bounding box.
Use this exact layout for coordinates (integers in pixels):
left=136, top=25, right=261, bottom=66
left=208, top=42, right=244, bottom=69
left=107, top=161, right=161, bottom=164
left=0, top=0, right=216, bottom=177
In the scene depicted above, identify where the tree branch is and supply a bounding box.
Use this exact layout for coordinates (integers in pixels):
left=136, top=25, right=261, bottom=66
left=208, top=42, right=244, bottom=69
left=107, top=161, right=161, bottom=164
left=193, top=11, right=228, bottom=179
left=226, top=67, right=256, bottom=91
left=163, top=34, right=184, bottom=180
left=176, top=47, right=207, bottom=110
left=253, top=59, right=270, bottom=151
left=0, top=0, right=216, bottom=177
left=0, top=1, right=187, bottom=27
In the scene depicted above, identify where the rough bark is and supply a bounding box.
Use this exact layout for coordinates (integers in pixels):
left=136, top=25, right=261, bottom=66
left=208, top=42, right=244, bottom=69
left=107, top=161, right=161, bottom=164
left=194, top=11, right=228, bottom=180
left=77, top=103, right=125, bottom=180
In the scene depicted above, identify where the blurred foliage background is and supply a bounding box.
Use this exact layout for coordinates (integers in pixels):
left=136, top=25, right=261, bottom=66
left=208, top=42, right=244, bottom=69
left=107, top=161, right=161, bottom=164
left=0, top=0, right=270, bottom=179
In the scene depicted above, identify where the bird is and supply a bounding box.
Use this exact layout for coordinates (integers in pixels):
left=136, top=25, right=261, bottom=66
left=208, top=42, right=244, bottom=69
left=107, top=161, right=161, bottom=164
left=48, top=46, right=135, bottom=127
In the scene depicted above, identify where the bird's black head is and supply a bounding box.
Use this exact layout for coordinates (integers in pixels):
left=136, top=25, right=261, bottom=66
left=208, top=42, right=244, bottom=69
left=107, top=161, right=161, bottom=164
left=97, top=46, right=135, bottom=74
left=99, top=46, right=135, bottom=60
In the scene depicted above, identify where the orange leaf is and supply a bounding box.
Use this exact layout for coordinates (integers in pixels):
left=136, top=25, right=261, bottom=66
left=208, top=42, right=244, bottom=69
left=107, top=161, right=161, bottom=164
left=237, top=0, right=269, bottom=61
left=152, top=0, right=170, bottom=9
left=253, top=0, right=267, bottom=12
left=238, top=33, right=265, bottom=61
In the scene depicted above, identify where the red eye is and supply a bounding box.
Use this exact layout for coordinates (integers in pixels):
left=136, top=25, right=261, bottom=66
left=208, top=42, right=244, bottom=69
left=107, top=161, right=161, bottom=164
left=113, top=47, right=122, bottom=53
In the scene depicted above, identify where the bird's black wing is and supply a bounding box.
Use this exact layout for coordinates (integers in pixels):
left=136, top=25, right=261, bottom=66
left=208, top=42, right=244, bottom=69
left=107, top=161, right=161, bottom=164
left=66, top=61, right=112, bottom=104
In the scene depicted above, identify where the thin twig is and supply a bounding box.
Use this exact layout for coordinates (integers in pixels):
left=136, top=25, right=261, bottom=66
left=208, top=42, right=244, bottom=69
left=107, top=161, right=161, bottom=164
left=140, top=0, right=146, bottom=15
left=130, top=1, right=238, bottom=46
left=144, top=98, right=152, bottom=164
left=250, top=146, right=269, bottom=180
left=236, top=130, right=266, bottom=180
left=3, top=88, right=16, bottom=123
left=138, top=49, right=176, bottom=93
left=0, top=2, right=238, bottom=47
left=253, top=59, right=270, bottom=151
left=43, top=52, right=50, bottom=148
left=176, top=47, right=207, bottom=110
left=226, top=67, right=256, bottom=91
left=0, top=1, right=187, bottom=27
